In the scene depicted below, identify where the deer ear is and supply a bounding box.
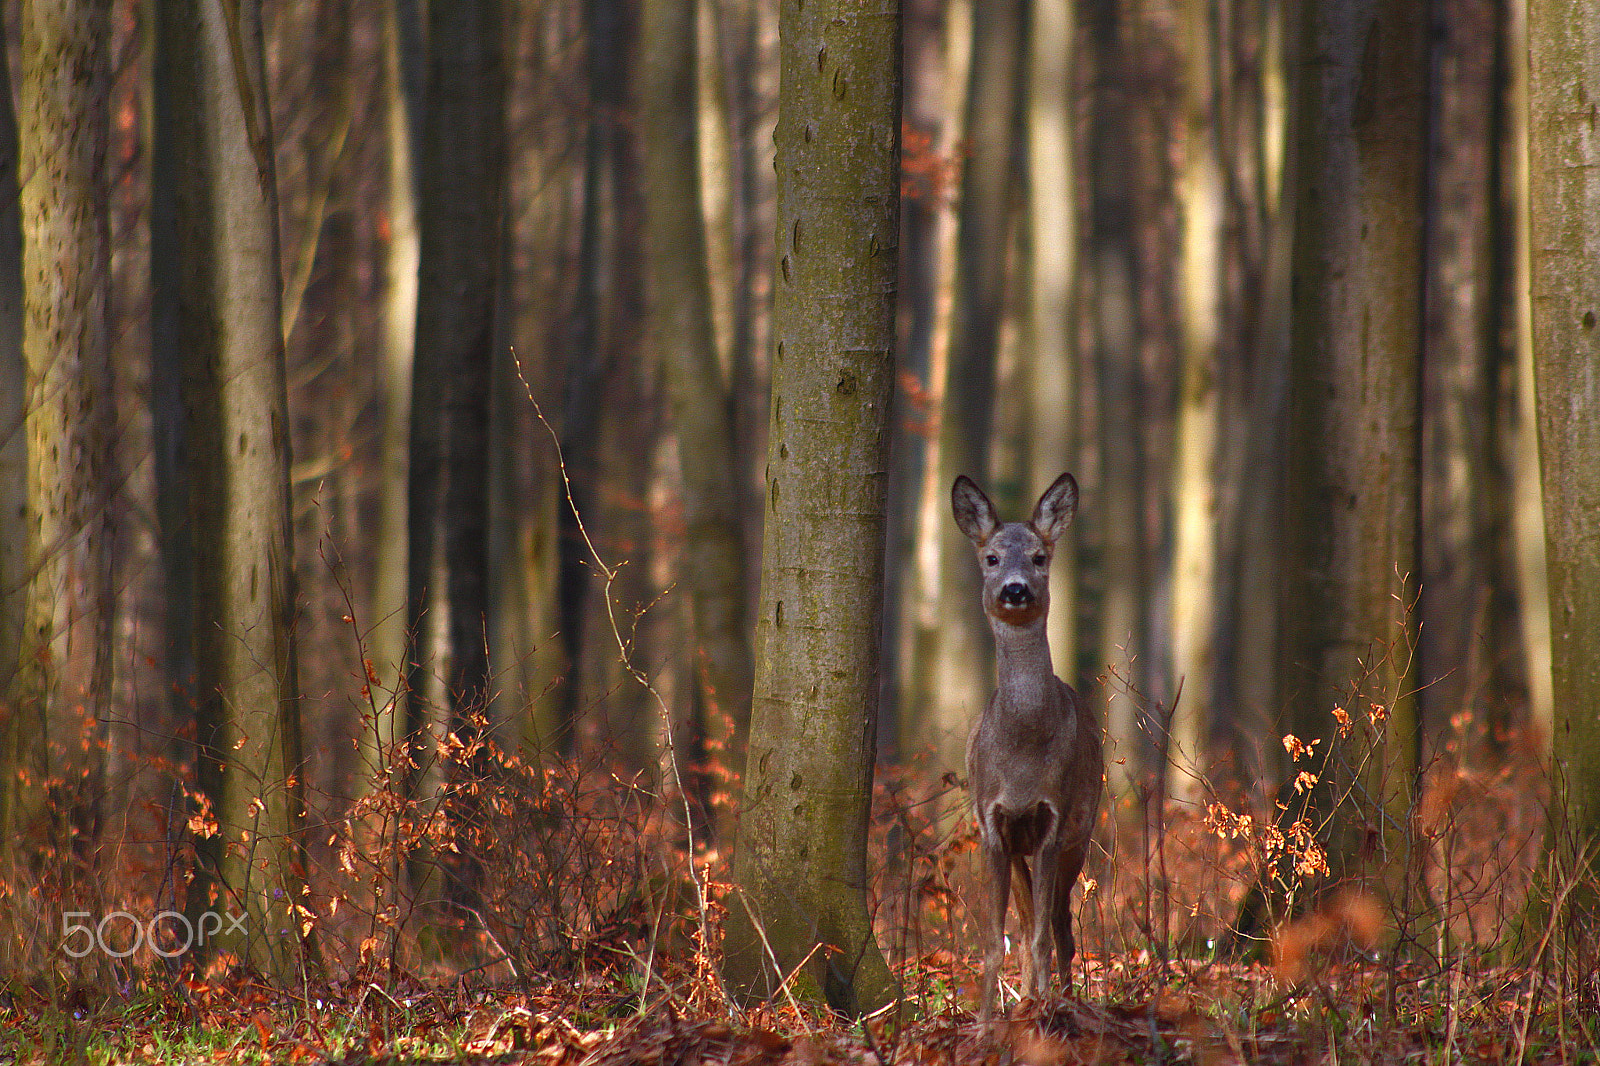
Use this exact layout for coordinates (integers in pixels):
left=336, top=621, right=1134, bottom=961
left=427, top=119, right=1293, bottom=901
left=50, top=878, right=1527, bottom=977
left=952, top=475, right=999, bottom=543
left=1031, top=472, right=1079, bottom=543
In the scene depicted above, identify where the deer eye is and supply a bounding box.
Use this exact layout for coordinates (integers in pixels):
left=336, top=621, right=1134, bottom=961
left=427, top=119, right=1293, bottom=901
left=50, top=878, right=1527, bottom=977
left=985, top=554, right=999, bottom=567
left=1032, top=553, right=1046, bottom=566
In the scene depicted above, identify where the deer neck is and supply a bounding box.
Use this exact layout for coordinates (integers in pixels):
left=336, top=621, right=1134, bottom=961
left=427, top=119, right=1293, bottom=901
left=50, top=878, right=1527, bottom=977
left=991, top=615, right=1057, bottom=715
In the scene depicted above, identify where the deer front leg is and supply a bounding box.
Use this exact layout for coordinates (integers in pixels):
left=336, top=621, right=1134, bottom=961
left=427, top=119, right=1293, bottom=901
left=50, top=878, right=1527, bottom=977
left=979, top=843, right=1011, bottom=1022
left=1028, top=837, right=1063, bottom=1003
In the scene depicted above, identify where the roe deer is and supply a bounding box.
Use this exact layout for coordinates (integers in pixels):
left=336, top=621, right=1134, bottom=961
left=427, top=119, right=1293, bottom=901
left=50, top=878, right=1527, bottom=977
left=954, top=473, right=1103, bottom=1021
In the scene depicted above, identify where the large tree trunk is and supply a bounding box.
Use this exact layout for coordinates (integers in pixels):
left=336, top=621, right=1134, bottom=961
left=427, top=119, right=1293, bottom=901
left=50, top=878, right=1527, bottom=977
left=1527, top=0, right=1600, bottom=871
left=1234, top=0, right=1427, bottom=947
left=724, top=0, right=902, bottom=1015
left=9, top=0, right=116, bottom=859
left=640, top=0, right=754, bottom=802
left=152, top=0, right=315, bottom=983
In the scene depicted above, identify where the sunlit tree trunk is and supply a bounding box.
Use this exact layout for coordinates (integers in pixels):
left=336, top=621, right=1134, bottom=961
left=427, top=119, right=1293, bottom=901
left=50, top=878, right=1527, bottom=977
left=363, top=0, right=423, bottom=792
left=640, top=0, right=754, bottom=799
left=1024, top=0, right=1079, bottom=706
left=9, top=0, right=117, bottom=856
left=152, top=0, right=315, bottom=983
left=1169, top=0, right=1223, bottom=796
left=724, top=0, right=902, bottom=1015
left=1527, top=0, right=1600, bottom=861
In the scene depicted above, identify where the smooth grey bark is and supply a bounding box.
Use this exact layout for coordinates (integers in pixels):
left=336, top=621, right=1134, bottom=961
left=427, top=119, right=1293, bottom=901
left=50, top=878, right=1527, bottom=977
left=724, top=0, right=903, bottom=1015
left=1527, top=0, right=1600, bottom=853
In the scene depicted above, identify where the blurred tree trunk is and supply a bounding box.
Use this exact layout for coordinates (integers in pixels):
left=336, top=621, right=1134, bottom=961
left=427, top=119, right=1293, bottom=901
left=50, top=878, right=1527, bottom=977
left=1232, top=0, right=1426, bottom=948
left=724, top=0, right=901, bottom=1015
left=1169, top=0, right=1223, bottom=796
left=554, top=0, right=634, bottom=757
left=897, top=0, right=970, bottom=761
left=363, top=0, right=423, bottom=792
left=1505, top=0, right=1553, bottom=751
left=925, top=0, right=1025, bottom=779
left=408, top=0, right=506, bottom=908
left=1024, top=0, right=1079, bottom=709
left=152, top=0, right=315, bottom=983
left=1527, top=0, right=1600, bottom=865
left=1084, top=0, right=1148, bottom=799
left=1420, top=0, right=1525, bottom=754
left=640, top=0, right=754, bottom=801
left=7, top=0, right=116, bottom=858
left=0, top=8, right=28, bottom=860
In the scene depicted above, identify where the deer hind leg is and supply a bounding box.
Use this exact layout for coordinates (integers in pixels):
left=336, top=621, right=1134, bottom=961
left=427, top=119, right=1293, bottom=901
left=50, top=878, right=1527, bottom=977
left=1029, top=838, right=1063, bottom=1002
left=979, top=843, right=1012, bottom=1022
left=1053, top=842, right=1088, bottom=991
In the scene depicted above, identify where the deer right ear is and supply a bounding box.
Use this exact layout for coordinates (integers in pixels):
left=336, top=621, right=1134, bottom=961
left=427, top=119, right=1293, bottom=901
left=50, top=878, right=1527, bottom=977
left=952, top=475, right=1000, bottom=543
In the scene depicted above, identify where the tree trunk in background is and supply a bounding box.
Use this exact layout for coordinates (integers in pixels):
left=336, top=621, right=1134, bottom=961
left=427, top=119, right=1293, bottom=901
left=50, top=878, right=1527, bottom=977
left=1238, top=0, right=1426, bottom=946
left=641, top=0, right=754, bottom=802
left=926, top=0, right=1025, bottom=780
left=364, top=0, right=423, bottom=791
left=1421, top=0, right=1520, bottom=755
left=1084, top=0, right=1148, bottom=799
left=0, top=9, right=29, bottom=862
left=897, top=0, right=970, bottom=763
left=411, top=0, right=506, bottom=909
left=1527, top=0, right=1600, bottom=868
left=555, top=0, right=633, bottom=758
left=153, top=0, right=314, bottom=983
left=9, top=0, right=116, bottom=858
left=724, top=0, right=901, bottom=1014
left=1024, top=0, right=1079, bottom=712
left=1506, top=0, right=1554, bottom=751
left=1168, top=0, right=1223, bottom=796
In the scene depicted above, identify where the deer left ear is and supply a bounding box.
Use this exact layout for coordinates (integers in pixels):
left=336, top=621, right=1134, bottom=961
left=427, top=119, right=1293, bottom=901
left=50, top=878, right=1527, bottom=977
left=1031, top=473, right=1079, bottom=544
left=953, top=475, right=1000, bottom=544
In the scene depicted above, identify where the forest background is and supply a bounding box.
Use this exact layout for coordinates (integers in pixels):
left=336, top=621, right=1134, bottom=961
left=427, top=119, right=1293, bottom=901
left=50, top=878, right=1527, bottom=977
left=2, top=0, right=1599, bottom=1059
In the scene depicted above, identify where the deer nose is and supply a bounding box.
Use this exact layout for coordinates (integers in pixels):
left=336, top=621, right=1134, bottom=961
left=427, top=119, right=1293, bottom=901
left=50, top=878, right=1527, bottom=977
left=998, top=582, right=1033, bottom=606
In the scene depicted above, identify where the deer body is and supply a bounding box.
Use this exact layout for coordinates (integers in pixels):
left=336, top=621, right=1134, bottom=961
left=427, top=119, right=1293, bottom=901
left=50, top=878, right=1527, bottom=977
left=954, top=473, right=1103, bottom=1021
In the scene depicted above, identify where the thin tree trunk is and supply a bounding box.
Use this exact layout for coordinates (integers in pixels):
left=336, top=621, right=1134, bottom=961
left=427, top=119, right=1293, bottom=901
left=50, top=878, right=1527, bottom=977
left=0, top=7, right=29, bottom=857
left=1085, top=0, right=1148, bottom=799
left=1169, top=0, right=1224, bottom=796
left=1024, top=0, right=1079, bottom=704
left=724, top=0, right=902, bottom=1015
left=364, top=0, right=422, bottom=792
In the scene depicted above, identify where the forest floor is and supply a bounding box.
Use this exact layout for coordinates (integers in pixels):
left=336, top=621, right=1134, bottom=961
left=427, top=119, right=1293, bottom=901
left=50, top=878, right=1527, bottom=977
left=2, top=947, right=1594, bottom=1065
